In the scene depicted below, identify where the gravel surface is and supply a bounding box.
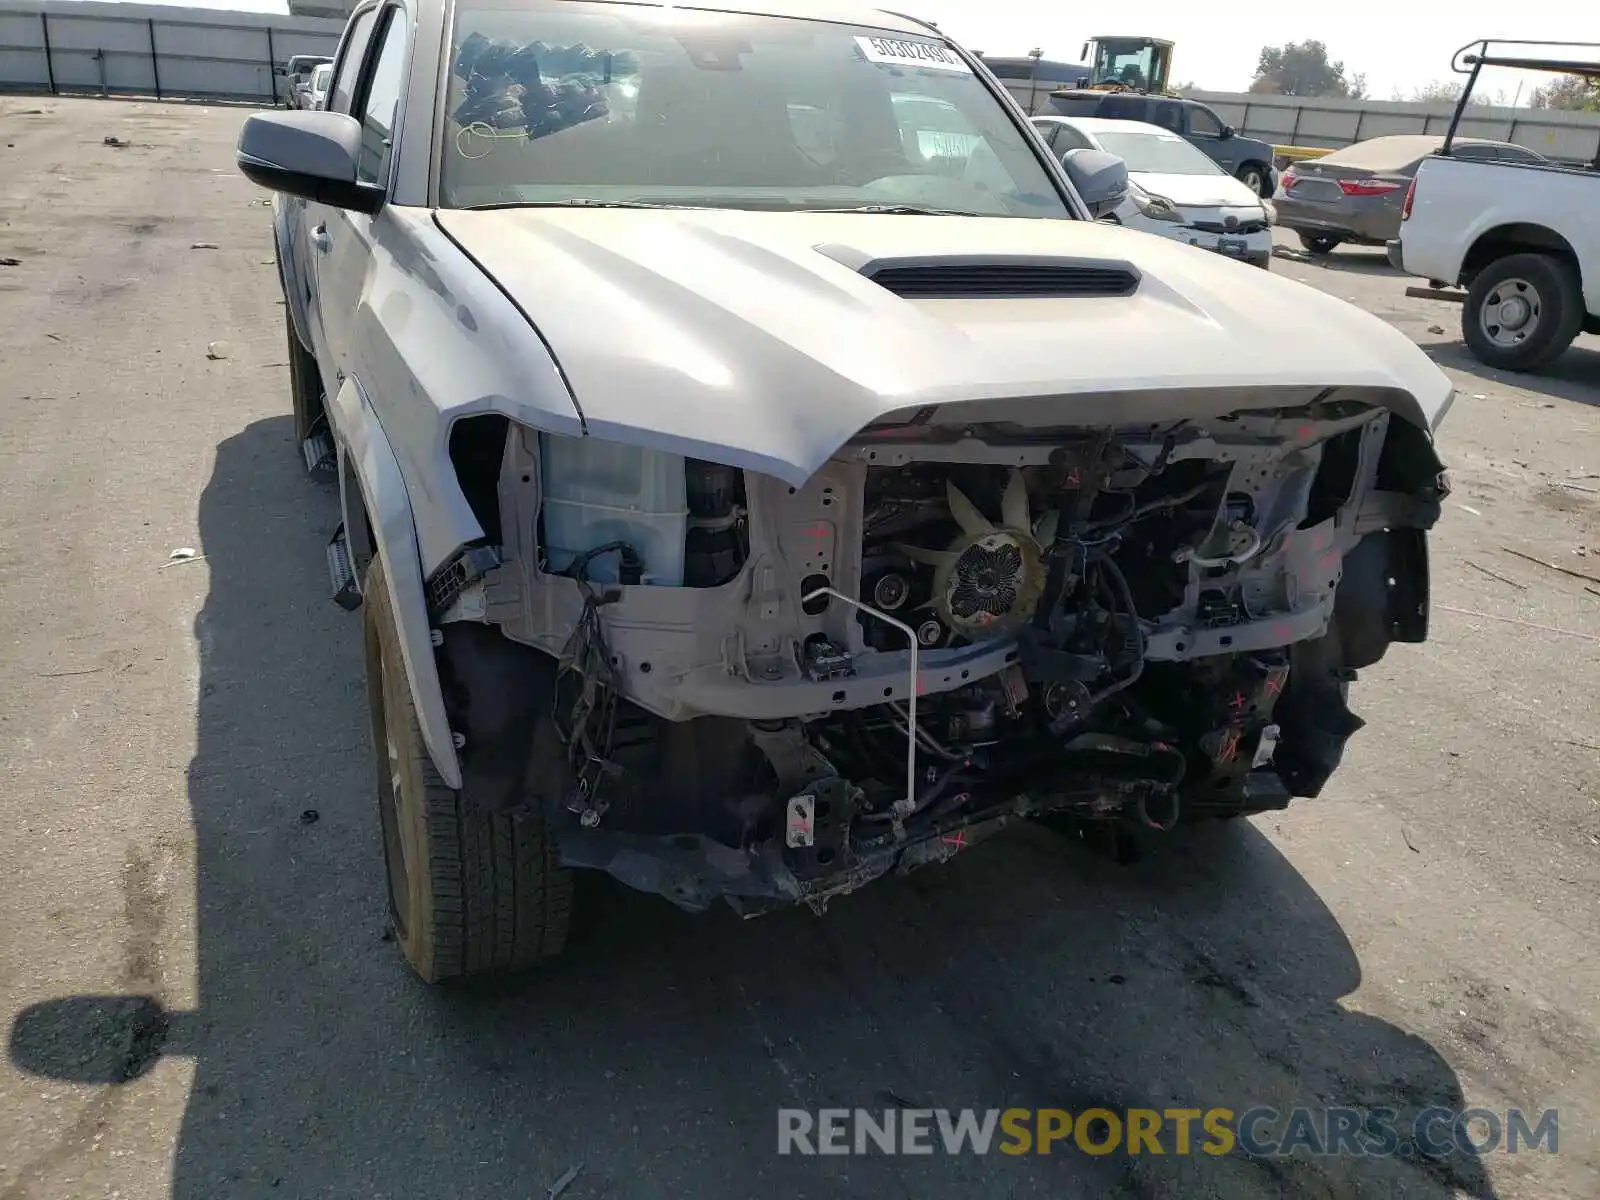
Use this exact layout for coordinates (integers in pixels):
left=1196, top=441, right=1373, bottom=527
left=1, top=97, right=1597, bottom=1200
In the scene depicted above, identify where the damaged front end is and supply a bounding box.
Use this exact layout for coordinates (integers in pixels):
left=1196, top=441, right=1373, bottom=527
left=430, top=389, right=1447, bottom=914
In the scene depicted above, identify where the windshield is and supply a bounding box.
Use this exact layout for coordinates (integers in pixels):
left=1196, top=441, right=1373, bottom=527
left=1090, top=39, right=1167, bottom=91
left=438, top=1, right=1072, bottom=218
left=1093, top=129, right=1223, bottom=176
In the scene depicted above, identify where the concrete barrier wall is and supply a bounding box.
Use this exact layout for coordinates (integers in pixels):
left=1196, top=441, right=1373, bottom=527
left=1186, top=89, right=1600, bottom=166
left=1002, top=76, right=1600, bottom=167
left=0, top=0, right=346, bottom=103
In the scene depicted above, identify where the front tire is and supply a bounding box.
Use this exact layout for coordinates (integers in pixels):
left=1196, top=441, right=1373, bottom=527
left=1461, top=252, right=1584, bottom=373
left=1236, top=162, right=1266, bottom=196
left=364, top=556, right=573, bottom=983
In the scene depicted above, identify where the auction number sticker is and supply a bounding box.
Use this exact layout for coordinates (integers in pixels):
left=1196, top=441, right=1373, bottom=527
left=854, top=35, right=971, bottom=74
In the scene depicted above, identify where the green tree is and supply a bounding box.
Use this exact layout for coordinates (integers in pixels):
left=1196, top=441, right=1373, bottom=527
left=1530, top=74, right=1600, bottom=111
left=1250, top=41, right=1367, bottom=98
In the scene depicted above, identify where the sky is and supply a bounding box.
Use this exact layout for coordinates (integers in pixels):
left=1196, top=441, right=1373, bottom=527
left=904, top=0, right=1598, bottom=100
left=96, top=0, right=1598, bottom=101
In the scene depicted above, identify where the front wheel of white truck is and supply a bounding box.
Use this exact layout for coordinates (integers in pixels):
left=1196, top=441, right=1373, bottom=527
left=363, top=555, right=573, bottom=983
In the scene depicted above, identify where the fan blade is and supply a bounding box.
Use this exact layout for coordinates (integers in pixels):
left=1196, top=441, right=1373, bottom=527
left=895, top=543, right=958, bottom=569
left=1034, top=509, right=1059, bottom=545
left=1001, top=469, right=1031, bottom=532
left=946, top=481, right=994, bottom=538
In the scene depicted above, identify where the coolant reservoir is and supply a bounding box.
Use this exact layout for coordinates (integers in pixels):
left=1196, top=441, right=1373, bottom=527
left=538, top=434, right=688, bottom=586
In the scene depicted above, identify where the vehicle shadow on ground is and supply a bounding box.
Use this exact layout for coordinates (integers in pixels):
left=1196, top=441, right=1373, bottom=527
left=9, top=417, right=1501, bottom=1200
left=1426, top=340, right=1600, bottom=410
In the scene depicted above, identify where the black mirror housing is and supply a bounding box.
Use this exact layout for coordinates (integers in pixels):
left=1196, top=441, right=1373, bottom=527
left=236, top=110, right=384, bottom=215
left=1059, top=147, right=1130, bottom=219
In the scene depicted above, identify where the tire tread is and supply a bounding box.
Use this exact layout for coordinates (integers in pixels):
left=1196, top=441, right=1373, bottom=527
left=364, top=557, right=572, bottom=984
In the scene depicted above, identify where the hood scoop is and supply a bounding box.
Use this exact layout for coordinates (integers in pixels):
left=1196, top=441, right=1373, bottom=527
left=858, top=256, right=1140, bottom=300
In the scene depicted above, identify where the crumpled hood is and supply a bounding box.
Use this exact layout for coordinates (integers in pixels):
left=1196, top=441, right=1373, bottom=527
left=434, top=208, right=1453, bottom=485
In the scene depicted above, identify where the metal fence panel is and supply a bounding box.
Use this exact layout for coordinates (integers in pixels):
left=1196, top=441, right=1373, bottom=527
left=0, top=0, right=346, bottom=102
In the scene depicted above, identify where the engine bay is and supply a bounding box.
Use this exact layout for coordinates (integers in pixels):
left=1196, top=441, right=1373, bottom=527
left=438, top=398, right=1446, bottom=912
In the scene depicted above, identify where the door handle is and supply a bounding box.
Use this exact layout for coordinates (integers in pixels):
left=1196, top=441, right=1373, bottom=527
left=310, top=223, right=331, bottom=253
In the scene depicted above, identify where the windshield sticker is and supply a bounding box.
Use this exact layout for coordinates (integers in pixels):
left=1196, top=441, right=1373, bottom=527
left=854, top=35, right=971, bottom=75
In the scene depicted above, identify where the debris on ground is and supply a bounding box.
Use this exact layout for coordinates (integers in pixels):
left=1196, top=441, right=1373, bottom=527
left=1465, top=561, right=1525, bottom=590
left=1428, top=324, right=1445, bottom=334
left=45, top=332, right=63, bottom=341
left=299, top=809, right=320, bottom=825
left=103, top=135, right=129, bottom=148
left=0, top=257, right=19, bottom=267
left=1557, top=481, right=1598, bottom=495
left=1402, top=826, right=1421, bottom=854
left=1499, top=546, right=1600, bottom=586
left=206, top=341, right=230, bottom=360
left=162, top=547, right=206, bottom=569
left=1437, top=603, right=1600, bottom=643
left=546, top=1163, right=583, bottom=1199
left=190, top=241, right=219, bottom=250
left=1457, top=503, right=1482, bottom=516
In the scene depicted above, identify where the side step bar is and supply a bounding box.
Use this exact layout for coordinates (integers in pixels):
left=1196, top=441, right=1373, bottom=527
left=326, top=522, right=362, bottom=611
left=302, top=430, right=336, bottom=476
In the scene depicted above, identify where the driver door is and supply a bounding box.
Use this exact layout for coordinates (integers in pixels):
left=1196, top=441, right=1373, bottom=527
left=305, top=5, right=403, bottom=399
left=1181, top=103, right=1237, bottom=172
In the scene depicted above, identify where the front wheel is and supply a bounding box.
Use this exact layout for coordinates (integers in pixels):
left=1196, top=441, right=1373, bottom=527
left=1236, top=163, right=1266, bottom=196
left=364, top=556, right=573, bottom=983
left=1461, top=253, right=1584, bottom=373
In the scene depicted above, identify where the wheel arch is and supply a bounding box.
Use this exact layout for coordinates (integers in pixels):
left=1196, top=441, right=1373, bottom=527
left=1459, top=223, right=1581, bottom=290
left=331, top=374, right=464, bottom=789
left=273, top=202, right=316, bottom=354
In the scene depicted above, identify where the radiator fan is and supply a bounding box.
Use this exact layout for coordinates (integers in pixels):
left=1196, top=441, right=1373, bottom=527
left=898, top=471, right=1052, bottom=638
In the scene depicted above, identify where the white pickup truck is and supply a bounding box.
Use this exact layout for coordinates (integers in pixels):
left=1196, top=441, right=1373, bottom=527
left=1390, top=43, right=1600, bottom=373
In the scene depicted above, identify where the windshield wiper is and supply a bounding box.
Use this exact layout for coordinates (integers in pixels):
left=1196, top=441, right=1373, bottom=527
left=462, top=198, right=708, bottom=211
left=804, top=204, right=983, bottom=216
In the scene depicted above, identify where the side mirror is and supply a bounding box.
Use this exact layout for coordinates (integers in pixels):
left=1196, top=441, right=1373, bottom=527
left=1219, top=125, right=1235, bottom=141
left=1059, top=147, right=1129, bottom=219
left=236, top=110, right=384, bottom=214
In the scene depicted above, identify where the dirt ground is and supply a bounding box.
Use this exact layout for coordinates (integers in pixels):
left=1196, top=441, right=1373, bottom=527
left=0, top=96, right=1596, bottom=1200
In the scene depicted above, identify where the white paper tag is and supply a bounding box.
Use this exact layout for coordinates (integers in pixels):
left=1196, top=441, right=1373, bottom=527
left=854, top=34, right=971, bottom=74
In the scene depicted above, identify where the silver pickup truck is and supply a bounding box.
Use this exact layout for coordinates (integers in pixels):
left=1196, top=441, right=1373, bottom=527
left=238, top=0, right=1454, bottom=985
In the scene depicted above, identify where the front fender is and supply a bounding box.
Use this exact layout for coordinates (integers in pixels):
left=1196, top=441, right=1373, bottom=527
left=273, top=196, right=314, bottom=352
left=331, top=374, right=464, bottom=789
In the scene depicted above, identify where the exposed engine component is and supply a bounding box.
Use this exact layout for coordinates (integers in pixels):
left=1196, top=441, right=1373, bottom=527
left=899, top=474, right=1048, bottom=638
left=865, top=569, right=912, bottom=612
left=684, top=458, right=748, bottom=587
left=490, top=404, right=1447, bottom=917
